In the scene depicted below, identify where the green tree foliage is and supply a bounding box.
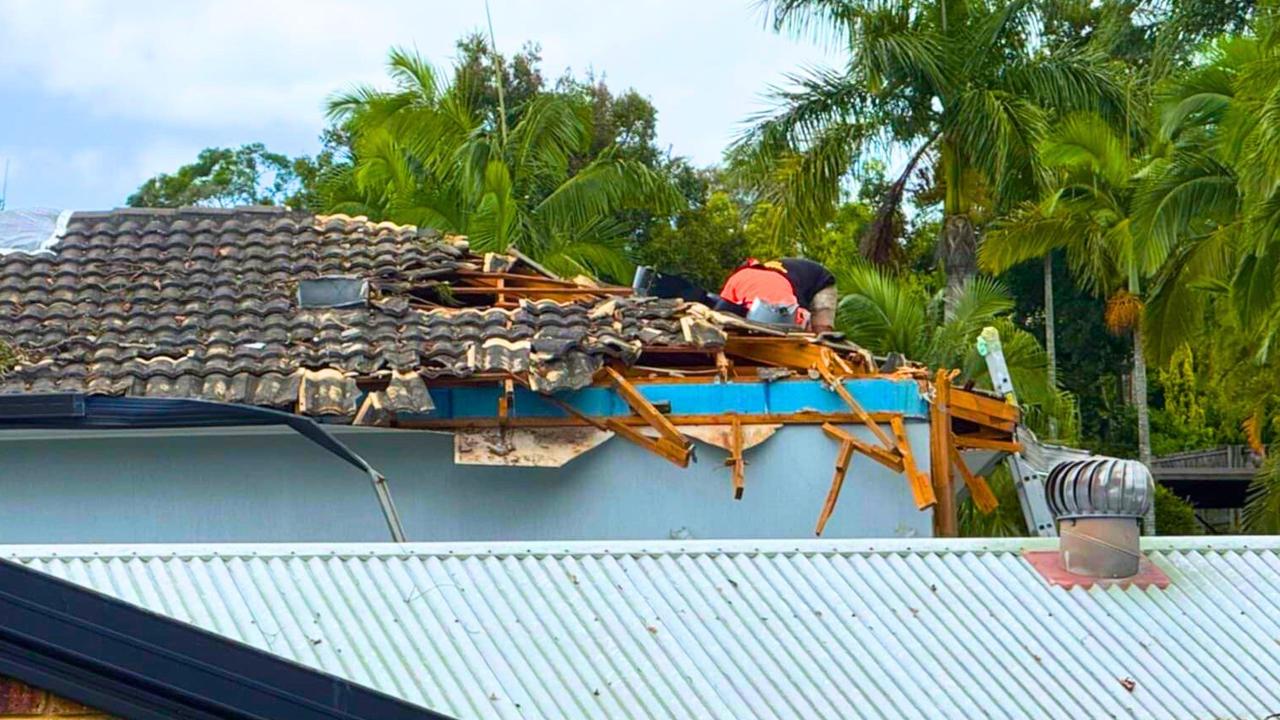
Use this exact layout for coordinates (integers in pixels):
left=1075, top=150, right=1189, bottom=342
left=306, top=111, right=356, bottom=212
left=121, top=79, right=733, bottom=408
left=1152, top=344, right=1217, bottom=455
left=319, top=47, right=681, bottom=280
left=835, top=263, right=1075, bottom=438
left=636, top=191, right=748, bottom=290
left=738, top=0, right=1125, bottom=314
left=958, top=466, right=1027, bottom=537
left=1247, top=452, right=1280, bottom=532
left=1155, top=484, right=1199, bottom=535
left=127, top=143, right=323, bottom=209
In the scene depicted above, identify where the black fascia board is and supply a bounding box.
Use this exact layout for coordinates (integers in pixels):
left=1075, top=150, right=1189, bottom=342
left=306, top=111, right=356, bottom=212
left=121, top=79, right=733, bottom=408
left=0, top=556, right=454, bottom=720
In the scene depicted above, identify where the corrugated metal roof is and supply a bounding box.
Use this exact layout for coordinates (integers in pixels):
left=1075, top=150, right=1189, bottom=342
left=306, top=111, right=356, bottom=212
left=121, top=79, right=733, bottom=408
left=5, top=537, right=1279, bottom=720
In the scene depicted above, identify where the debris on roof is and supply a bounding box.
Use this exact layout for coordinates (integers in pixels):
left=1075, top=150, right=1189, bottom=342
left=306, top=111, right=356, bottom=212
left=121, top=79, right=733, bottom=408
left=0, top=206, right=1022, bottom=532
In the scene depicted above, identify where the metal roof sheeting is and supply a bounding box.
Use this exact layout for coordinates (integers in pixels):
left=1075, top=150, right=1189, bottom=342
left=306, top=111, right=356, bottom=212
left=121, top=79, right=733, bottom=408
left=5, top=537, right=1280, bottom=720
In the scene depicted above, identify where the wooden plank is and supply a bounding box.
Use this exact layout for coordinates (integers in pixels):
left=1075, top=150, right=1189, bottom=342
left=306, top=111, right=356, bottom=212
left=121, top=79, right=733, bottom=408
left=949, top=389, right=1020, bottom=424
left=815, top=441, right=855, bottom=536
left=396, top=410, right=909, bottom=430
left=723, top=336, right=845, bottom=373
left=949, top=404, right=1017, bottom=433
left=952, top=435, right=1021, bottom=453
left=821, top=423, right=903, bottom=473
left=604, top=366, right=690, bottom=449
left=446, top=286, right=633, bottom=296
left=526, top=386, right=691, bottom=467
left=950, top=443, right=998, bottom=514
left=891, top=415, right=936, bottom=510
left=815, top=364, right=896, bottom=449
left=930, top=369, right=956, bottom=537
left=497, top=378, right=514, bottom=426
left=725, top=415, right=745, bottom=500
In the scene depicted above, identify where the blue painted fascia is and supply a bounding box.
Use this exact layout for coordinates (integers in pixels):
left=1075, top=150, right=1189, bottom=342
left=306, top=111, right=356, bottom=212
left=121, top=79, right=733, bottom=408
left=419, top=378, right=927, bottom=421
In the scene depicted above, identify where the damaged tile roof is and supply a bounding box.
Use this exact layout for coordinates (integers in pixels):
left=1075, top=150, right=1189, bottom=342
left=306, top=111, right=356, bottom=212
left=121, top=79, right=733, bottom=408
left=0, top=207, right=729, bottom=416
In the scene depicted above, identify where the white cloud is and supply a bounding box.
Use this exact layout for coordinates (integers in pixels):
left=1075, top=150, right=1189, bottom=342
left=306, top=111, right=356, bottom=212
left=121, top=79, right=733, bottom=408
left=0, top=0, right=833, bottom=165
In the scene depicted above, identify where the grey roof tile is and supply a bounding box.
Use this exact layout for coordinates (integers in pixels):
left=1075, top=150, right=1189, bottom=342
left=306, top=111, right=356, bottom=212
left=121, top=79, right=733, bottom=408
left=0, top=208, right=714, bottom=418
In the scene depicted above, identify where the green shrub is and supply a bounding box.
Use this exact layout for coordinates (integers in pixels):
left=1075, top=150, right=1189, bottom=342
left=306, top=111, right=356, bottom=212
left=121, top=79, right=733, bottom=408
left=1155, top=484, right=1198, bottom=536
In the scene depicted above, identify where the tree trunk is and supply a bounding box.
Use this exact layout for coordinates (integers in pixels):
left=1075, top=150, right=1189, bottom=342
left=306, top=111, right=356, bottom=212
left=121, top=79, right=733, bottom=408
left=1132, top=321, right=1156, bottom=534
left=941, top=214, right=977, bottom=319
left=1044, top=254, right=1058, bottom=438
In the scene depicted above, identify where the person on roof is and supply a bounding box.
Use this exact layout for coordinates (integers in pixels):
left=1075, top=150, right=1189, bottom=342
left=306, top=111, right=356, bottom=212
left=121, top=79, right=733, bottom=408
left=714, top=257, right=837, bottom=332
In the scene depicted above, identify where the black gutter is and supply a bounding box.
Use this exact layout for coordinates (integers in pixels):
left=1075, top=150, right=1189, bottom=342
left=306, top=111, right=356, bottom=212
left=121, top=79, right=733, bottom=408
left=0, top=556, right=454, bottom=720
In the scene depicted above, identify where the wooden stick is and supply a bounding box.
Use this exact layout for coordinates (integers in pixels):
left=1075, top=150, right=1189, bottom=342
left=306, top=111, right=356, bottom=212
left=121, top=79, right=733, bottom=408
left=497, top=378, right=514, bottom=426
left=726, top=415, right=745, bottom=499
left=952, top=435, right=1022, bottom=453
left=816, top=440, right=855, bottom=536
left=821, top=423, right=903, bottom=473
left=815, top=364, right=895, bottom=449
left=396, top=410, right=906, bottom=430
left=516, top=381, right=691, bottom=467
left=950, top=443, right=999, bottom=514
left=604, top=366, right=690, bottom=449
left=930, top=368, right=956, bottom=537
left=891, top=415, right=936, bottom=509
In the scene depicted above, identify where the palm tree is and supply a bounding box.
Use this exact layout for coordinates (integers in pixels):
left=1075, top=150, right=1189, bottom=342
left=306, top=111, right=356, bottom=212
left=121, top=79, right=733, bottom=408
left=1139, top=28, right=1279, bottom=362
left=1135, top=17, right=1280, bottom=530
left=981, top=113, right=1171, bottom=470
left=739, top=0, right=1124, bottom=316
left=835, top=264, right=1074, bottom=437
left=321, top=48, right=681, bottom=280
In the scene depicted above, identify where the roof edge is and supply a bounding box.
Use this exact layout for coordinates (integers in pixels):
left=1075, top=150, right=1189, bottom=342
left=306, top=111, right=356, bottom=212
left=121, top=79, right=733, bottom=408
left=1, top=535, right=1271, bottom=560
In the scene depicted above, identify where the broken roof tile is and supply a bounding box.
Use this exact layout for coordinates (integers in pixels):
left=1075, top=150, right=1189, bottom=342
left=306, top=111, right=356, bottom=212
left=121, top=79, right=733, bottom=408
left=0, top=208, right=873, bottom=417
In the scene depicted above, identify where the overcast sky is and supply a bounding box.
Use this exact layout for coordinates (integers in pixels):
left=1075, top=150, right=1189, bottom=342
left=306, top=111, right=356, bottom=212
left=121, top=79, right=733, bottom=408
left=0, top=0, right=833, bottom=210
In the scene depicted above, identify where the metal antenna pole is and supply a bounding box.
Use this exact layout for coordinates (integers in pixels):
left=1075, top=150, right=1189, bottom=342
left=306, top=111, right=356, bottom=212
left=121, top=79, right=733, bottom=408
left=484, top=0, right=509, bottom=146
left=1, top=159, right=9, bottom=211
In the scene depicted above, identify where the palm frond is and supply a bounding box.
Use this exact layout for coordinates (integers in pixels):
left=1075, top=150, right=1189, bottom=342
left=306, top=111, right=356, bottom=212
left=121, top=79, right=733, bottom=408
left=1040, top=113, right=1131, bottom=189
left=980, top=203, right=1087, bottom=273
left=467, top=159, right=518, bottom=252
left=948, top=88, right=1046, bottom=202
left=833, top=263, right=928, bottom=358
left=386, top=46, right=442, bottom=99
left=1231, top=243, right=1280, bottom=332
left=1003, top=46, right=1126, bottom=125
left=1134, top=152, right=1240, bottom=264
left=1143, top=224, right=1235, bottom=364
left=533, top=151, right=680, bottom=235
left=508, top=94, right=591, bottom=190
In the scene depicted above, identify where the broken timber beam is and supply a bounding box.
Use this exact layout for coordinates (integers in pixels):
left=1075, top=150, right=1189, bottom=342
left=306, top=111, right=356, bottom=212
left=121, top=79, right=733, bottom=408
left=603, top=367, right=693, bottom=452
left=821, top=423, right=903, bottom=473
left=950, top=443, right=999, bottom=514
left=891, top=415, right=936, bottom=510
left=725, top=415, right=745, bottom=499
left=510, top=376, right=692, bottom=467
left=930, top=369, right=956, bottom=537
left=815, top=440, right=855, bottom=536
left=814, top=364, right=895, bottom=449
left=952, top=435, right=1021, bottom=453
